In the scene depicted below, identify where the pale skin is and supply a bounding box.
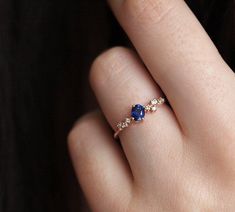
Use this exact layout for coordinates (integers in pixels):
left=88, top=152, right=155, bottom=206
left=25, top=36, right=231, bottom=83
left=68, top=0, right=235, bottom=211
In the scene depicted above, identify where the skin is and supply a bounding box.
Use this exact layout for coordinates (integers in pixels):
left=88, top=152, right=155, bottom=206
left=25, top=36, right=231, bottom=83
left=68, top=0, right=235, bottom=211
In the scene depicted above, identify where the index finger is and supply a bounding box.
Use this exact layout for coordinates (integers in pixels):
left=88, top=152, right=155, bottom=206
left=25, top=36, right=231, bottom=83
left=108, top=0, right=235, bottom=133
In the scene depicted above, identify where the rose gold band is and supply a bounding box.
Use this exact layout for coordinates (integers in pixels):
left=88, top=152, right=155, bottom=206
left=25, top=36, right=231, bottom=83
left=114, top=97, right=165, bottom=139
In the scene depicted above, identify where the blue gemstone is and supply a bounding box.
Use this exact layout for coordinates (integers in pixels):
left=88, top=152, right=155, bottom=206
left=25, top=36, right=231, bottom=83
left=131, top=104, right=145, bottom=121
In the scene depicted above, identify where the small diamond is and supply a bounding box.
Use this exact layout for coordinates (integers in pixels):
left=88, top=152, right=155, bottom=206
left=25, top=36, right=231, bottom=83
left=125, top=118, right=131, bottom=124
left=145, top=105, right=151, bottom=111
left=122, top=122, right=128, bottom=128
left=117, top=123, right=122, bottom=129
left=151, top=99, right=158, bottom=105
left=158, top=97, right=165, bottom=104
left=151, top=106, right=157, bottom=111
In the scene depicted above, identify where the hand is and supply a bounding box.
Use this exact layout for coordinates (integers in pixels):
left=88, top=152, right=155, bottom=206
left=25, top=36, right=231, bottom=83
left=68, top=0, right=235, bottom=211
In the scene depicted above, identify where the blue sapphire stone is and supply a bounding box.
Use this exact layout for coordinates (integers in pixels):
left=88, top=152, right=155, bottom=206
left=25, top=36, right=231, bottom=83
left=131, top=104, right=145, bottom=121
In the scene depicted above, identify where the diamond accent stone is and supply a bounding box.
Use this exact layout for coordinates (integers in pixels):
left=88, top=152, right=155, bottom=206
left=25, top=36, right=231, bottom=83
left=151, top=99, right=158, bottom=105
left=125, top=118, right=131, bottom=124
left=151, top=106, right=157, bottom=111
left=122, top=122, right=128, bottom=128
left=145, top=105, right=151, bottom=112
left=117, top=123, right=122, bottom=129
left=158, top=97, right=165, bottom=104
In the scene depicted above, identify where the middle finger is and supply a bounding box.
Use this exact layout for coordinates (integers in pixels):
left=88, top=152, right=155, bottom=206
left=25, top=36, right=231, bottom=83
left=108, top=0, right=235, bottom=134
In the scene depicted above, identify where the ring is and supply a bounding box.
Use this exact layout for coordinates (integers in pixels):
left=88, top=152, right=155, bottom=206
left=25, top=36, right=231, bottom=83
left=114, top=97, right=166, bottom=139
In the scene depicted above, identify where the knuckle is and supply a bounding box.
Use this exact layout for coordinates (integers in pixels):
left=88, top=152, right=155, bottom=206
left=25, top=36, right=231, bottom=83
left=89, top=46, right=132, bottom=87
left=123, top=0, right=174, bottom=25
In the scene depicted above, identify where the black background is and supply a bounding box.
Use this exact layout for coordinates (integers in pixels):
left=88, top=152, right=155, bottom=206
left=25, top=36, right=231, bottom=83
left=0, top=0, right=234, bottom=211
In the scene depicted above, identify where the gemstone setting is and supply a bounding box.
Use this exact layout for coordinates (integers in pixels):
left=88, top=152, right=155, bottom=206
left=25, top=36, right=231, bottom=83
left=114, top=97, right=166, bottom=139
left=131, top=104, right=145, bottom=121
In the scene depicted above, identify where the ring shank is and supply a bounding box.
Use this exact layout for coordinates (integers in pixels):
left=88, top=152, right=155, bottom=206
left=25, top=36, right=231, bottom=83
left=114, top=97, right=165, bottom=139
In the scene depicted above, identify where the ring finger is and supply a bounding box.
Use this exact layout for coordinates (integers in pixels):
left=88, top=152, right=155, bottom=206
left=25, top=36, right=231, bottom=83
left=90, top=47, right=182, bottom=182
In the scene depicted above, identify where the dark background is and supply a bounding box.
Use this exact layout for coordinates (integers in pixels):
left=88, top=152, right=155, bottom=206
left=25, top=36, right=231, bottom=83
left=0, top=0, right=234, bottom=212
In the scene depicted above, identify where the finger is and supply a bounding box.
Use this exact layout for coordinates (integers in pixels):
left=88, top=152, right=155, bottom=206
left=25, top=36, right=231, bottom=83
left=108, top=0, right=235, bottom=134
left=68, top=111, right=133, bottom=211
left=90, top=47, right=182, bottom=181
